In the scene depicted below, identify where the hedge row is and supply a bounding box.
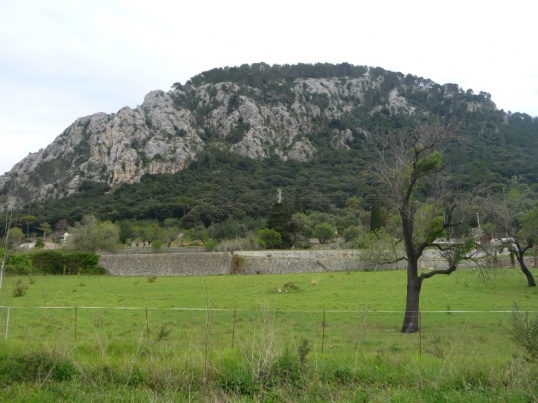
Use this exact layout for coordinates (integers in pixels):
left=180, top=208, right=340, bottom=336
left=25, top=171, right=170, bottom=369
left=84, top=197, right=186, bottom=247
left=5, top=250, right=106, bottom=275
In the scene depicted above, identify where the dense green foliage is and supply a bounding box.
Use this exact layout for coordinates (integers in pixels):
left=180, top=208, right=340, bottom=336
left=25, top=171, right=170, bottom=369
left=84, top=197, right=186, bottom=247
left=5, top=250, right=104, bottom=275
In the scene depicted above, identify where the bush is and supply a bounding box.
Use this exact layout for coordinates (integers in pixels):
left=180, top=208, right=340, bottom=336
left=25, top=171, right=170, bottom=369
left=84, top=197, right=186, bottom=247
left=270, top=338, right=310, bottom=387
left=218, top=361, right=259, bottom=396
left=151, top=240, right=163, bottom=252
left=204, top=239, right=218, bottom=251
left=507, top=304, right=538, bottom=362
left=217, top=237, right=259, bottom=252
left=30, top=250, right=105, bottom=275
left=5, top=253, right=33, bottom=275
left=0, top=352, right=76, bottom=385
left=12, top=280, right=28, bottom=297
left=256, top=228, right=282, bottom=249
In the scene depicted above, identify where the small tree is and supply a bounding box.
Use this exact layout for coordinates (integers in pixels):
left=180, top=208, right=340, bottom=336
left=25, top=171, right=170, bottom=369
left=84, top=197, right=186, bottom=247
left=289, top=212, right=312, bottom=246
left=39, top=222, right=52, bottom=238
left=67, top=215, right=120, bottom=252
left=256, top=228, right=282, bottom=249
left=20, top=215, right=37, bottom=240
left=515, top=208, right=538, bottom=287
left=313, top=223, right=336, bottom=244
left=7, top=227, right=24, bottom=248
left=266, top=203, right=294, bottom=248
left=369, top=196, right=383, bottom=232
left=486, top=200, right=537, bottom=287
left=371, top=120, right=475, bottom=333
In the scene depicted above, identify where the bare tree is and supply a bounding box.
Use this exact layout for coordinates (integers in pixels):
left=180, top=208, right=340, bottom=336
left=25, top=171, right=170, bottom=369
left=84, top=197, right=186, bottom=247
left=484, top=200, right=537, bottom=287
left=371, top=121, right=475, bottom=333
left=1, top=210, right=14, bottom=291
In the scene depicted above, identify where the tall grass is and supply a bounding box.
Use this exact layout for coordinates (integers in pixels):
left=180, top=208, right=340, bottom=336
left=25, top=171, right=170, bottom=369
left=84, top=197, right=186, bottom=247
left=0, top=268, right=537, bottom=400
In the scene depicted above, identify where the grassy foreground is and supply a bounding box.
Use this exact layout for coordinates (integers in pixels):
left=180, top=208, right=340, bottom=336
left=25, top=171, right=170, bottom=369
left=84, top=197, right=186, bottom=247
left=0, top=268, right=537, bottom=401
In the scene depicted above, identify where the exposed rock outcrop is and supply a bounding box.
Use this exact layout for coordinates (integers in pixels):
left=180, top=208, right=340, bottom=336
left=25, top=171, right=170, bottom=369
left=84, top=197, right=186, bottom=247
left=0, top=64, right=498, bottom=210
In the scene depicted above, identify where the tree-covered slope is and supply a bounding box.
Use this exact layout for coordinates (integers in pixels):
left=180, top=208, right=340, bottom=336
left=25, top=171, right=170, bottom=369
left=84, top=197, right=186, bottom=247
left=2, top=62, right=538, bottom=230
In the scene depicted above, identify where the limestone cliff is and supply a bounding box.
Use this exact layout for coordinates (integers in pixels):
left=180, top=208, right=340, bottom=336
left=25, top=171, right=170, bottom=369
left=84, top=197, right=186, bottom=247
left=0, top=63, right=498, bottom=209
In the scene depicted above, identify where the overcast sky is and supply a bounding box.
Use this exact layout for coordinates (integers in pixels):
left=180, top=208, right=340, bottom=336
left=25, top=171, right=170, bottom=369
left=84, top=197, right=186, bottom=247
left=1, top=0, right=536, bottom=174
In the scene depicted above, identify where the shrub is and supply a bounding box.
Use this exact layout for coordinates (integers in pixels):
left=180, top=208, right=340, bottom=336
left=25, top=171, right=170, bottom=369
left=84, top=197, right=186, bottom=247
left=5, top=253, right=33, bottom=275
left=282, top=282, right=301, bottom=293
left=12, top=280, right=28, bottom=297
left=256, top=228, right=282, bottom=249
left=151, top=240, right=163, bottom=252
left=30, top=250, right=104, bottom=275
left=507, top=304, right=538, bottom=362
left=217, top=238, right=256, bottom=252
left=270, top=338, right=310, bottom=387
left=0, top=351, right=76, bottom=385
left=218, top=361, right=259, bottom=396
left=204, top=239, right=218, bottom=251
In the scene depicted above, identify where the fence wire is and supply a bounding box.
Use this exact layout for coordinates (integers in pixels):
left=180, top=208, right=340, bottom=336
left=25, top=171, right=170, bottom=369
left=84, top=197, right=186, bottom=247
left=1, top=306, right=532, bottom=359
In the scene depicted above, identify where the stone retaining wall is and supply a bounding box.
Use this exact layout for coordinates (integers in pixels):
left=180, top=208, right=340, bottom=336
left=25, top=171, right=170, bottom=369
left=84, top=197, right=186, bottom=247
left=99, top=250, right=374, bottom=276
left=231, top=250, right=399, bottom=274
left=99, top=253, right=232, bottom=276
left=99, top=249, right=507, bottom=277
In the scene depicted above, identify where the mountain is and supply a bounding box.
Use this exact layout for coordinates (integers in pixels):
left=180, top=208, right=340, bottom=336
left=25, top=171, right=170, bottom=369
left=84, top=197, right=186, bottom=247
left=1, top=62, right=538, bottom=222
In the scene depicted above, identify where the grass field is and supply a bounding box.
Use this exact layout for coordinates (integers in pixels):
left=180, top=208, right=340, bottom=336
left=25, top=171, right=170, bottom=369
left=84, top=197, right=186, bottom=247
left=0, top=268, right=537, bottom=401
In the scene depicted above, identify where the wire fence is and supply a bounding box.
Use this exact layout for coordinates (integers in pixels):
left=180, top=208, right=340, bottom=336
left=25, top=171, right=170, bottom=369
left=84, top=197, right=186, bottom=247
left=1, top=306, right=532, bottom=359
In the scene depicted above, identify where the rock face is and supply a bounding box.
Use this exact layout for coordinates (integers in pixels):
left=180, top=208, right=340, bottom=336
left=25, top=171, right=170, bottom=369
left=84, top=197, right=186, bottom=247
left=0, top=64, right=498, bottom=209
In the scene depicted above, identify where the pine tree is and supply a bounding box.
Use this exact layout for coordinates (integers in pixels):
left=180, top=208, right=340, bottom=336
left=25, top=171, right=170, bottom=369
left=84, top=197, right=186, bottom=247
left=370, top=196, right=383, bottom=232
left=266, top=202, right=293, bottom=248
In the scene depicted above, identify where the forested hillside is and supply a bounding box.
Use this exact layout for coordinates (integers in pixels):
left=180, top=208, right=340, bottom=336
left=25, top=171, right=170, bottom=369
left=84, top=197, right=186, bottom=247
left=2, top=63, right=538, bottom=240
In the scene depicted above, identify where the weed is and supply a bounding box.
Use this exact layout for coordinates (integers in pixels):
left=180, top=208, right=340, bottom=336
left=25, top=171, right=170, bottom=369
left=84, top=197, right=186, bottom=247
left=270, top=338, right=310, bottom=387
left=506, top=304, right=538, bottom=362
left=241, top=303, right=281, bottom=385
left=230, top=255, right=246, bottom=274
left=147, top=276, right=157, bottom=283
left=155, top=323, right=172, bottom=342
left=218, top=362, right=259, bottom=396
left=12, top=280, right=28, bottom=297
left=94, top=315, right=104, bottom=328
left=426, top=336, right=446, bottom=358
left=281, top=282, right=300, bottom=292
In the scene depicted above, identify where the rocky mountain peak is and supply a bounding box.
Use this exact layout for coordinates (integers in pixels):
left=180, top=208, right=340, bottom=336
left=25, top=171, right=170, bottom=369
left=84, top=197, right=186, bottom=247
left=0, top=63, right=500, bottom=210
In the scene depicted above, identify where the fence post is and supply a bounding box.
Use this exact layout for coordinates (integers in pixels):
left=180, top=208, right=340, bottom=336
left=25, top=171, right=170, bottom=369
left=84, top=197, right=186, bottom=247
left=321, top=310, right=326, bottom=354
left=74, top=307, right=78, bottom=342
left=419, top=310, right=422, bottom=358
left=146, top=307, right=150, bottom=345
left=231, top=308, right=237, bottom=349
left=4, top=307, right=10, bottom=341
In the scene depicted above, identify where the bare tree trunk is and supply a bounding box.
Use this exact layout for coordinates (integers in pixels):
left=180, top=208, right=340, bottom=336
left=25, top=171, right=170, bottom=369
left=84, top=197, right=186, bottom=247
left=402, top=259, right=422, bottom=333
left=516, top=254, right=537, bottom=287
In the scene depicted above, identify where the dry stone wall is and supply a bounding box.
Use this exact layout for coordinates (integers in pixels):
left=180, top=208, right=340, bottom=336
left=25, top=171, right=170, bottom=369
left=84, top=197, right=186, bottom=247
left=233, top=250, right=367, bottom=274
left=99, top=250, right=407, bottom=276
left=100, top=252, right=232, bottom=276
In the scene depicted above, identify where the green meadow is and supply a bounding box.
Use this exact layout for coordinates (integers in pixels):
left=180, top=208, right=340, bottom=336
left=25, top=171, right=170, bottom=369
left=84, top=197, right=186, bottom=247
left=0, top=268, right=537, bottom=401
